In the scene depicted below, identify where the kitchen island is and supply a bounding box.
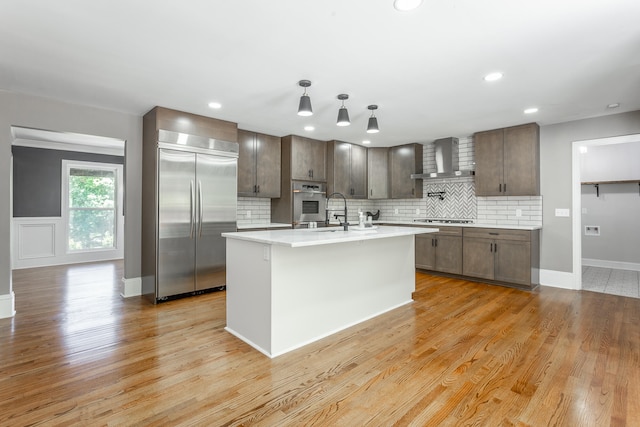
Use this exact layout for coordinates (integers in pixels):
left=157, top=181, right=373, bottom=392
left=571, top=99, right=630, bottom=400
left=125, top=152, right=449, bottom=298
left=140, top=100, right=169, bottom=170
left=222, top=226, right=436, bottom=357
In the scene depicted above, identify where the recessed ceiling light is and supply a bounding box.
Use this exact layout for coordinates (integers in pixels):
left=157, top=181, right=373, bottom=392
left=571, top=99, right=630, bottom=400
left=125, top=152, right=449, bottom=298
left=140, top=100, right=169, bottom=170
left=304, top=125, right=315, bottom=131
left=607, top=103, right=620, bottom=109
left=393, top=0, right=423, bottom=12
left=524, top=107, right=539, bottom=114
left=208, top=102, right=222, bottom=109
left=362, top=140, right=371, bottom=145
left=483, top=72, right=503, bottom=82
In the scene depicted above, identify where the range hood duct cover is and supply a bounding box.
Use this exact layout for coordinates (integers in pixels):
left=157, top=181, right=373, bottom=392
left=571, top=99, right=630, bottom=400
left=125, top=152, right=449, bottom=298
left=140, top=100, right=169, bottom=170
left=411, top=137, right=475, bottom=179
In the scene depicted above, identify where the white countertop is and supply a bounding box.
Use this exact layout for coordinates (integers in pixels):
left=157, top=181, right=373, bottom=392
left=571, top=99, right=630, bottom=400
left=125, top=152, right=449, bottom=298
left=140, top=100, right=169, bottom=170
left=376, top=220, right=542, bottom=231
left=222, top=225, right=438, bottom=247
left=236, top=222, right=292, bottom=230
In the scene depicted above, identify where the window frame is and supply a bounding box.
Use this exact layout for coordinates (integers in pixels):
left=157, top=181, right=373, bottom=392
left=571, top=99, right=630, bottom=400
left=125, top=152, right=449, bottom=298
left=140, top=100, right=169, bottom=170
left=61, top=160, right=124, bottom=254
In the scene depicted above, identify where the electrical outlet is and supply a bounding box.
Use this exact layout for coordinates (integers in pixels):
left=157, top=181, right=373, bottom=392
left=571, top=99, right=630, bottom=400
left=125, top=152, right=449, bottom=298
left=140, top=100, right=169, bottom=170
left=246, top=210, right=251, bottom=218
left=394, top=208, right=399, bottom=215
left=585, top=225, right=600, bottom=236
left=416, top=208, right=420, bottom=215
left=555, top=208, right=570, bottom=217
left=516, top=209, right=522, bottom=217
left=582, top=208, right=588, bottom=214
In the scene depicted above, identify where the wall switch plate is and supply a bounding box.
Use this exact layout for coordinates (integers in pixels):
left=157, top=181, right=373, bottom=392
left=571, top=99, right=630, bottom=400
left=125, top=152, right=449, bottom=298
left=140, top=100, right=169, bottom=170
left=394, top=208, right=399, bottom=215
left=416, top=208, right=420, bottom=215
left=246, top=210, right=251, bottom=218
left=516, top=208, right=522, bottom=217
left=582, top=208, right=588, bottom=214
left=555, top=208, right=570, bottom=217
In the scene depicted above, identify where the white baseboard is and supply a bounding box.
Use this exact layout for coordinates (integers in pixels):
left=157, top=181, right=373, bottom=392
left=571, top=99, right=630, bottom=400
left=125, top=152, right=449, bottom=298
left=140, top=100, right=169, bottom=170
left=540, top=269, right=577, bottom=290
left=0, top=292, right=16, bottom=319
left=582, top=258, right=640, bottom=272
left=121, top=277, right=142, bottom=298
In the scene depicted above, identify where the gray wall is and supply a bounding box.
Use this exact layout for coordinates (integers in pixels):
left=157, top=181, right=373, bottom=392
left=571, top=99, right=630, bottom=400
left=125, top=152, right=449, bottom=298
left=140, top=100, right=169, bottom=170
left=12, top=146, right=124, bottom=217
left=581, top=183, right=640, bottom=264
left=0, top=90, right=142, bottom=299
left=540, top=110, right=640, bottom=273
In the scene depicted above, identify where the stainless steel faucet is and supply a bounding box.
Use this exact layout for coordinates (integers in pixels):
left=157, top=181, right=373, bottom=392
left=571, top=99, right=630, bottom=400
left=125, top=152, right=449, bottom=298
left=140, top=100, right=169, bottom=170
left=326, top=192, right=348, bottom=231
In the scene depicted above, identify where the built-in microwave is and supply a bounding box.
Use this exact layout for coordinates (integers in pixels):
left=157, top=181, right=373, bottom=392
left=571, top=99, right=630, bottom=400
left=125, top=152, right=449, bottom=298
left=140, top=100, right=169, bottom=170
left=292, top=181, right=327, bottom=228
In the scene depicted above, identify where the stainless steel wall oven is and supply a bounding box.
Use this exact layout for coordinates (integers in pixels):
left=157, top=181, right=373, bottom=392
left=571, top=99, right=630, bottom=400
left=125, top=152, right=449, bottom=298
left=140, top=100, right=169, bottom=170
left=292, top=181, right=326, bottom=228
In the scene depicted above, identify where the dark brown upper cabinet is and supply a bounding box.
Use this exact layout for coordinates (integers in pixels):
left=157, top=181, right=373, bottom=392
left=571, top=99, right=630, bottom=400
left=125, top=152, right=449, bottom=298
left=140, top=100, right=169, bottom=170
left=327, top=140, right=367, bottom=198
left=237, top=129, right=281, bottom=198
left=284, top=135, right=327, bottom=182
left=367, top=147, right=389, bottom=199
left=474, top=123, right=540, bottom=196
left=389, top=143, right=423, bottom=199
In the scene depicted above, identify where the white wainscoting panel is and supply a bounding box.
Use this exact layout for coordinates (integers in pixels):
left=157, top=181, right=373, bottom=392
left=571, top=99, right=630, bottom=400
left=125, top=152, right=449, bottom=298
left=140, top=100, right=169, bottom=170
left=12, top=217, right=124, bottom=269
left=18, top=222, right=56, bottom=259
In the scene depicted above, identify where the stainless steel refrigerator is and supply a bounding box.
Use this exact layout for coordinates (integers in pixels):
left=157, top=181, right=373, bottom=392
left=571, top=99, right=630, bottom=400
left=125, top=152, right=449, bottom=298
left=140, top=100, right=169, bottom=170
left=142, top=129, right=238, bottom=302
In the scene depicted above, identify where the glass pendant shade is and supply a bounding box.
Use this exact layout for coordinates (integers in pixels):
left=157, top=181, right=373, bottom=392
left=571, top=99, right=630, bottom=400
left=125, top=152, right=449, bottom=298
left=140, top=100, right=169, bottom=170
left=298, top=94, right=313, bottom=116
left=367, top=116, right=379, bottom=133
left=337, top=107, right=350, bottom=126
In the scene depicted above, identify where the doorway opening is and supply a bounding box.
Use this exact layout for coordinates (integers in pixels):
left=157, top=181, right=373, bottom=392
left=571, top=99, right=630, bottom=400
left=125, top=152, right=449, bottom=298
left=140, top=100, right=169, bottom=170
left=11, top=126, right=125, bottom=269
left=571, top=133, right=640, bottom=295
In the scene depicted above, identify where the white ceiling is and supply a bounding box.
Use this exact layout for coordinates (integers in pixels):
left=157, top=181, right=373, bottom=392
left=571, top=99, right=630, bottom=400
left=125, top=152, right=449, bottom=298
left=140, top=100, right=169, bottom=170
left=1, top=0, right=639, bottom=147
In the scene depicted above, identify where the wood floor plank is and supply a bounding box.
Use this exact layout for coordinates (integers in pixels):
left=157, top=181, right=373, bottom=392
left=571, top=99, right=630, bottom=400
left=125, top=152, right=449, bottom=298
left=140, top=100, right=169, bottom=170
left=2, top=261, right=640, bottom=425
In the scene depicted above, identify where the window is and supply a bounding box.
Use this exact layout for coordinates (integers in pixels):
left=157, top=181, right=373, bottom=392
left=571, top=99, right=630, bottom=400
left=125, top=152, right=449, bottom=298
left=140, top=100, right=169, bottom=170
left=62, top=161, right=123, bottom=253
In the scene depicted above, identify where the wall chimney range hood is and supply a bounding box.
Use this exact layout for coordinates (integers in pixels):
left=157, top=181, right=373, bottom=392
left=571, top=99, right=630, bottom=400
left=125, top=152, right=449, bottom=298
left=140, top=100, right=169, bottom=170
left=411, top=137, right=475, bottom=180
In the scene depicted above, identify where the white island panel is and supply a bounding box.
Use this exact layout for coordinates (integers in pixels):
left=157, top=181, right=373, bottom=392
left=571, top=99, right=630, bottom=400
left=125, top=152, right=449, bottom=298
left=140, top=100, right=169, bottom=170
left=224, top=226, right=435, bottom=357
left=269, top=236, right=415, bottom=356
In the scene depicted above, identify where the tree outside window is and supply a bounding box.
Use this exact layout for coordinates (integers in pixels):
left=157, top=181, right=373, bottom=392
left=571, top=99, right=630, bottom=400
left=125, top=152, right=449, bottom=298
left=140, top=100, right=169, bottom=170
left=67, top=167, right=117, bottom=251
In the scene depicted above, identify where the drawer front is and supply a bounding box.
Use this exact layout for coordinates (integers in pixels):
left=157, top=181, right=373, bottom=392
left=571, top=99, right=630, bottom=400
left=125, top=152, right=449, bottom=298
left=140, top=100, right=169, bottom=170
left=463, top=227, right=530, bottom=242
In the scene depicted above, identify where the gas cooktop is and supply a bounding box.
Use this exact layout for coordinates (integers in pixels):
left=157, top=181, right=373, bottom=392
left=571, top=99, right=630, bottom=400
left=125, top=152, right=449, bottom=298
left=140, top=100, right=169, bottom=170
left=413, top=218, right=475, bottom=224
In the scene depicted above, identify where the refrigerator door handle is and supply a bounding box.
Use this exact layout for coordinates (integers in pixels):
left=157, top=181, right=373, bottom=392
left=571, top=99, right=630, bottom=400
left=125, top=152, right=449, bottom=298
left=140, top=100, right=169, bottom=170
left=198, top=180, right=204, bottom=237
left=190, top=180, right=196, bottom=239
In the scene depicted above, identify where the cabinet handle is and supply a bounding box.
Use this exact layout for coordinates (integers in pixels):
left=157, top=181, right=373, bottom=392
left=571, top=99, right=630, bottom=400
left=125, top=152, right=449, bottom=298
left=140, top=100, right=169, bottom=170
left=489, top=232, right=499, bottom=236
left=499, top=183, right=502, bottom=193
left=370, top=189, right=373, bottom=196
left=412, top=188, right=415, bottom=196
left=494, top=243, right=497, bottom=252
left=257, top=185, right=260, bottom=193
left=490, top=243, right=494, bottom=252
left=431, top=238, right=435, bottom=247
left=435, top=239, right=438, bottom=247
left=253, top=184, right=257, bottom=193
left=503, top=183, right=506, bottom=193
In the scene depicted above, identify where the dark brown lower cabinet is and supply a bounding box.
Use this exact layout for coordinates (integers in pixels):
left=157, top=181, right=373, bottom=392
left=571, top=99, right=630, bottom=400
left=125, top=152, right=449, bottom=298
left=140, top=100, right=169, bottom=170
left=415, top=227, right=462, bottom=275
left=462, top=228, right=539, bottom=289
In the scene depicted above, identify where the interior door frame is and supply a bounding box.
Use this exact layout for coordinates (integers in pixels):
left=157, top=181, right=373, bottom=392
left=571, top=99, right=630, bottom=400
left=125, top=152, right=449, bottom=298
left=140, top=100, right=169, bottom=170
left=571, top=133, right=640, bottom=290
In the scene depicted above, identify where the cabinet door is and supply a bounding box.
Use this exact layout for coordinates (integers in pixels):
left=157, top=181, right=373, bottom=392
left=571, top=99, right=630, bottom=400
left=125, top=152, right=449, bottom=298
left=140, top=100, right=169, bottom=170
left=462, top=237, right=494, bottom=280
left=389, top=144, right=422, bottom=198
left=237, top=130, right=257, bottom=197
left=474, top=129, right=504, bottom=196
left=330, top=141, right=351, bottom=195
left=367, top=147, right=388, bottom=199
left=434, top=235, right=463, bottom=275
left=291, top=136, right=326, bottom=181
left=415, top=234, right=436, bottom=270
left=503, top=123, right=539, bottom=196
left=494, top=239, right=531, bottom=286
left=255, top=133, right=281, bottom=198
left=350, top=144, right=367, bottom=198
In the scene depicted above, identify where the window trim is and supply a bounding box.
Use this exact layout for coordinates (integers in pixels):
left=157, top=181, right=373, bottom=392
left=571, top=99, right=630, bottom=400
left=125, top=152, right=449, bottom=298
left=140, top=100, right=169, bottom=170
left=61, top=160, right=124, bottom=254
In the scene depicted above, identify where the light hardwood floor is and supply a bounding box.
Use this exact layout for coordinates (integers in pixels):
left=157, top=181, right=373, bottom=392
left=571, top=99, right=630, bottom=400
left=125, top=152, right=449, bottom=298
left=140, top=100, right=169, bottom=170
left=2, top=261, right=639, bottom=426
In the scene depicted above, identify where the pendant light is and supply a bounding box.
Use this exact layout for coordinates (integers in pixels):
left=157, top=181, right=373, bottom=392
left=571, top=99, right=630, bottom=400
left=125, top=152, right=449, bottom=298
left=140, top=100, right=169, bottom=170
left=336, top=94, right=350, bottom=126
left=366, top=105, right=379, bottom=133
left=297, top=80, right=313, bottom=116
